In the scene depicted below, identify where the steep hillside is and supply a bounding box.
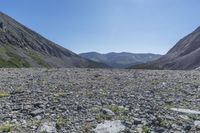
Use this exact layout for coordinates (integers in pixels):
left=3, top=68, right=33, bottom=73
left=131, top=26, right=200, bottom=70
left=0, top=12, right=108, bottom=68
left=80, top=52, right=161, bottom=68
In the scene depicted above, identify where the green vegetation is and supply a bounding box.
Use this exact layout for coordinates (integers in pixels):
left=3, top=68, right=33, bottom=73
left=81, top=123, right=93, bottom=133
left=163, top=103, right=175, bottom=110
left=28, top=51, right=50, bottom=67
left=54, top=92, right=66, bottom=98
left=0, top=45, right=30, bottom=68
left=0, top=91, right=10, bottom=98
left=56, top=117, right=69, bottom=130
left=150, top=78, right=160, bottom=86
left=98, top=90, right=108, bottom=97
left=96, top=112, right=113, bottom=121
left=160, top=119, right=173, bottom=127
left=96, top=105, right=129, bottom=121
left=142, top=126, right=150, bottom=133
left=0, top=44, right=51, bottom=68
left=105, top=105, right=128, bottom=120
left=0, top=123, right=14, bottom=132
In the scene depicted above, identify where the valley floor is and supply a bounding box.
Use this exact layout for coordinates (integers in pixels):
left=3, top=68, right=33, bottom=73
left=0, top=68, right=200, bottom=133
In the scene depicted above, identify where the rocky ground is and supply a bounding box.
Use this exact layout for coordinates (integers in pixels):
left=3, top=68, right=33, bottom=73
left=0, top=68, right=200, bottom=133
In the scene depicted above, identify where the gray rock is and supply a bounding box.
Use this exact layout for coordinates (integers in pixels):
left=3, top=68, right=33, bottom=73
left=39, top=122, right=57, bottom=133
left=170, top=108, right=200, bottom=115
left=101, top=108, right=115, bottom=116
left=194, top=121, right=200, bottom=129
left=133, top=118, right=142, bottom=125
left=29, top=109, right=44, bottom=117
left=94, top=120, right=125, bottom=133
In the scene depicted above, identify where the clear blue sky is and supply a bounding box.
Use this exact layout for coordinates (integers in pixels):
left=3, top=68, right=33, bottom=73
left=1, top=0, right=200, bottom=54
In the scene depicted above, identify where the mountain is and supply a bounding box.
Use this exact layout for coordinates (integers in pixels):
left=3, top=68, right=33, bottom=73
left=79, top=52, right=162, bottom=68
left=0, top=12, right=109, bottom=68
left=131, top=26, right=200, bottom=70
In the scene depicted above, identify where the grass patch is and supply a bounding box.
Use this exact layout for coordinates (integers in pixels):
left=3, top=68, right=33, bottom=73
left=142, top=125, right=150, bottom=133
left=105, top=105, right=128, bottom=117
left=163, top=102, right=176, bottom=110
left=81, top=123, right=93, bottom=133
left=0, top=123, right=14, bottom=132
left=96, top=105, right=129, bottom=121
left=56, top=117, right=69, bottom=130
left=0, top=92, right=10, bottom=98
left=28, top=51, right=50, bottom=67
left=0, top=45, right=30, bottom=68
left=0, top=44, right=50, bottom=68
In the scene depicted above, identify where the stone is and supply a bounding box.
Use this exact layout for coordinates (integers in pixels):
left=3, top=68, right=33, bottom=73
left=170, top=108, right=200, bottom=115
left=178, top=115, right=189, bottom=120
left=0, top=22, right=3, bottom=29
left=194, top=121, right=200, bottom=129
left=35, top=115, right=42, bottom=120
left=184, top=125, right=192, bottom=131
left=123, top=121, right=132, bottom=128
left=29, top=109, right=44, bottom=117
left=94, top=120, right=125, bottom=133
left=165, top=98, right=174, bottom=104
left=39, top=122, right=57, bottom=133
left=133, top=118, right=142, bottom=125
left=101, top=108, right=115, bottom=116
left=136, top=127, right=142, bottom=133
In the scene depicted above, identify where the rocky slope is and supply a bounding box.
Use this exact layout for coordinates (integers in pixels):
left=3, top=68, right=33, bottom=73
left=1, top=68, right=200, bottom=132
left=131, top=26, right=200, bottom=70
left=0, top=12, right=108, bottom=68
left=80, top=52, right=161, bottom=68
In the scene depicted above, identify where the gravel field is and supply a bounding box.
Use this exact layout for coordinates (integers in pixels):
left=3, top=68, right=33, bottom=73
left=0, top=68, right=200, bottom=133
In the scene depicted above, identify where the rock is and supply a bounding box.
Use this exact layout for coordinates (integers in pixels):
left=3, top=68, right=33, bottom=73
left=39, top=122, right=57, bottom=133
left=86, top=118, right=95, bottom=122
left=101, top=108, right=115, bottom=116
left=94, top=120, right=125, bottom=133
left=155, top=128, right=165, bottom=133
left=76, top=105, right=83, bottom=111
left=170, top=108, right=200, bottom=115
left=184, top=125, right=192, bottom=131
left=29, top=109, right=44, bottom=117
left=133, top=118, right=142, bottom=125
left=0, top=22, right=3, bottom=29
left=178, top=115, right=189, bottom=120
left=35, top=115, right=42, bottom=120
left=21, top=120, right=27, bottom=128
left=136, top=127, right=143, bottom=133
left=165, top=98, right=174, bottom=104
left=123, top=121, right=132, bottom=128
left=194, top=121, right=200, bottom=129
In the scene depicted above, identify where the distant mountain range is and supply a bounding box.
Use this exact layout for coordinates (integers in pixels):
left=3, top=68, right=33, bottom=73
left=2, top=11, right=200, bottom=70
left=0, top=12, right=109, bottom=68
left=80, top=52, right=162, bottom=68
left=131, top=26, right=200, bottom=70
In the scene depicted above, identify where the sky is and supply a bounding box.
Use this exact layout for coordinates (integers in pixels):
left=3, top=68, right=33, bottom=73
left=1, top=0, right=200, bottom=55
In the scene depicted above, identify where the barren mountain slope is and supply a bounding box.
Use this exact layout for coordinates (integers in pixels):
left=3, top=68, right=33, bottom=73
left=131, top=26, right=200, bottom=70
left=0, top=12, right=108, bottom=68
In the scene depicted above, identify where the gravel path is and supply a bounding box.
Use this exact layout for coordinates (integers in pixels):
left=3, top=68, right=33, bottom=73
left=0, top=68, right=200, bottom=133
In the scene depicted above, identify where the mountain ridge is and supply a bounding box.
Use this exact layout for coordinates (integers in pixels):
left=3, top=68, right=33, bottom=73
left=80, top=52, right=161, bottom=68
